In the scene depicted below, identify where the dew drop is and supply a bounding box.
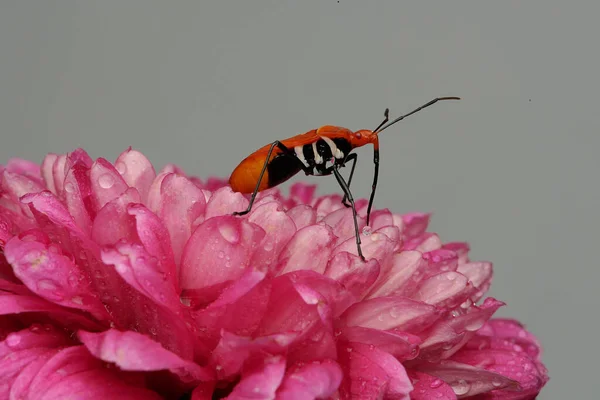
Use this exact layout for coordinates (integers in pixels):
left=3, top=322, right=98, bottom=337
left=492, top=380, right=503, bottom=388
left=430, top=378, right=443, bottom=388
left=6, top=334, right=21, bottom=347
left=115, top=161, right=127, bottom=175
left=389, top=306, right=400, bottom=319
left=64, top=182, right=75, bottom=193
left=71, top=296, right=84, bottom=305
left=218, top=222, right=240, bottom=244
left=362, top=226, right=372, bottom=236
left=452, top=379, right=471, bottom=396
left=37, top=279, right=57, bottom=292
left=465, top=318, right=485, bottom=332
left=98, top=174, right=115, bottom=189
left=217, top=251, right=225, bottom=259
left=263, top=241, right=274, bottom=251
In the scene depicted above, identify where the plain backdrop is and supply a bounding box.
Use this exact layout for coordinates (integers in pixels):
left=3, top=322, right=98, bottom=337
left=1, top=2, right=598, bottom=398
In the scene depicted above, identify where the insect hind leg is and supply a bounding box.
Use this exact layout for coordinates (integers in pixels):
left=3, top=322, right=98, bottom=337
left=340, top=153, right=358, bottom=208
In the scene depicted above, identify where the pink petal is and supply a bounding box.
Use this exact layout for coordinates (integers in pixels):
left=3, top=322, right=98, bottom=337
left=26, top=345, right=163, bottom=400
left=210, top=330, right=297, bottom=380
left=322, top=207, right=366, bottom=243
left=277, top=359, right=343, bottom=400
left=114, top=147, right=157, bottom=203
left=91, top=188, right=141, bottom=247
left=191, top=269, right=271, bottom=349
left=339, top=296, right=441, bottom=333
left=418, top=298, right=505, bottom=362
left=128, top=203, right=178, bottom=289
left=78, top=329, right=213, bottom=381
left=443, top=242, right=471, bottom=263
left=407, top=371, right=457, bottom=400
left=457, top=262, right=493, bottom=303
left=62, top=161, right=94, bottom=234
left=338, top=341, right=413, bottom=400
left=248, top=202, right=296, bottom=266
left=289, top=182, right=317, bottom=204
left=325, top=252, right=380, bottom=301
left=367, top=250, right=424, bottom=298
left=50, top=154, right=68, bottom=197
left=2, top=170, right=45, bottom=200
left=451, top=349, right=548, bottom=399
left=180, top=216, right=265, bottom=289
left=368, top=209, right=394, bottom=230
left=403, top=232, right=443, bottom=252
left=332, top=226, right=397, bottom=263
left=41, top=154, right=59, bottom=194
left=21, top=191, right=85, bottom=237
left=89, top=158, right=130, bottom=211
left=5, top=158, right=42, bottom=185
left=286, top=204, right=317, bottom=230
left=100, top=242, right=181, bottom=313
left=205, top=186, right=249, bottom=219
left=278, top=224, right=336, bottom=275
left=146, top=171, right=170, bottom=213
left=413, top=360, right=519, bottom=398
left=0, top=325, right=71, bottom=356
left=414, top=271, right=473, bottom=309
left=226, top=355, right=286, bottom=400
left=341, top=326, right=419, bottom=361
left=4, top=234, right=108, bottom=320
left=401, top=212, right=431, bottom=238
left=475, top=319, right=543, bottom=358
left=157, top=173, right=207, bottom=264
left=312, top=194, right=345, bottom=218
left=0, top=292, right=103, bottom=331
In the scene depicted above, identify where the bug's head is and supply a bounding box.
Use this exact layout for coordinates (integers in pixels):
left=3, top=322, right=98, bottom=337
left=350, top=129, right=378, bottom=147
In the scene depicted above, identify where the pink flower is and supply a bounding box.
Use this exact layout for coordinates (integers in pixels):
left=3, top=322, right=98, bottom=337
left=0, top=148, right=548, bottom=399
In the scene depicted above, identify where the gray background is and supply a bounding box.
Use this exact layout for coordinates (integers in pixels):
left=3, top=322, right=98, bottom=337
left=1, top=1, right=597, bottom=398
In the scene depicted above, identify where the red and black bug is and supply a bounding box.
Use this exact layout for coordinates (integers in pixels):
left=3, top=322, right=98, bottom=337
left=229, top=97, right=460, bottom=261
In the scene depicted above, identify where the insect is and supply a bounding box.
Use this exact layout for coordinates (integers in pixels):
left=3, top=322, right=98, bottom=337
left=229, top=97, right=460, bottom=261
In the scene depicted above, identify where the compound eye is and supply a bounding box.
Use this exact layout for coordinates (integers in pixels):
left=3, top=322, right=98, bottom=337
left=355, top=132, right=362, bottom=139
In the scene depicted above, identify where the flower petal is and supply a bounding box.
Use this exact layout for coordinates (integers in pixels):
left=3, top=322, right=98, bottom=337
left=278, top=224, right=336, bottom=275
left=248, top=202, right=296, bottom=267
left=325, top=252, right=380, bottom=301
left=78, top=329, right=213, bottom=381
left=89, top=158, right=130, bottom=211
left=341, top=326, right=419, bottom=361
left=226, top=355, right=286, bottom=400
left=114, top=147, right=157, bottom=203
left=157, top=173, right=207, bottom=264
left=91, top=188, right=141, bottom=247
left=401, top=212, right=431, bottom=238
left=204, top=186, right=249, bottom=219
left=4, top=234, right=108, bottom=320
left=407, top=371, right=457, bottom=400
left=286, top=204, right=317, bottom=230
left=338, top=341, right=413, bottom=400
left=180, top=216, right=265, bottom=289
left=340, top=296, right=441, bottom=333
left=367, top=250, right=423, bottom=298
left=27, top=345, right=163, bottom=400
left=277, top=359, right=343, bottom=400
left=412, top=360, right=519, bottom=398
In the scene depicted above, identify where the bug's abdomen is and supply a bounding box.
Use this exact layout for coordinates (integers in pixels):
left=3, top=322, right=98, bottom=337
left=266, top=153, right=302, bottom=188
left=229, top=153, right=273, bottom=193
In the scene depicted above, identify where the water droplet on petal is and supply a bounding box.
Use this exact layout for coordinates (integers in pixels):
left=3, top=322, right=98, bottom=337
left=465, top=318, right=485, bottom=332
left=6, top=334, right=21, bottom=347
left=115, top=161, right=127, bottom=175
left=452, top=379, right=471, bottom=396
left=218, top=222, right=240, bottom=244
left=217, top=251, right=225, bottom=259
left=362, top=226, right=372, bottom=236
left=98, top=174, right=115, bottom=189
left=71, top=296, right=84, bottom=305
left=492, top=380, right=503, bottom=388
left=430, top=379, right=443, bottom=388
left=64, top=182, right=75, bottom=193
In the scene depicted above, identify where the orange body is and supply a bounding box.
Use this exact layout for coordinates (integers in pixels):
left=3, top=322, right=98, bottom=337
left=229, top=126, right=378, bottom=193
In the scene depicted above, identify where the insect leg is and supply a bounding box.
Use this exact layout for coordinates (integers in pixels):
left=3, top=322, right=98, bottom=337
left=366, top=148, right=379, bottom=226
left=332, top=165, right=366, bottom=262
left=341, top=153, right=358, bottom=207
left=233, top=141, right=310, bottom=216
